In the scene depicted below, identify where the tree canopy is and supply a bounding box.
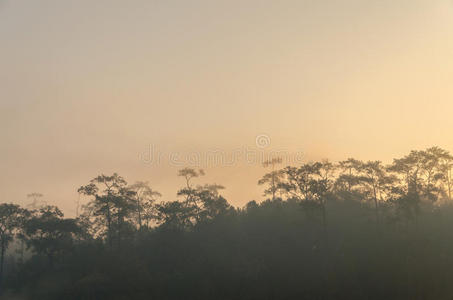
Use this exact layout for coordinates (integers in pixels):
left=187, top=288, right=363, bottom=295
left=4, top=147, right=453, bottom=299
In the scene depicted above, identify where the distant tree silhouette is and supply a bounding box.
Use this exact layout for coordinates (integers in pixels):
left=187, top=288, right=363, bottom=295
left=259, top=157, right=283, bottom=200
left=23, top=206, right=81, bottom=268
left=78, top=173, right=130, bottom=248
left=26, top=192, right=45, bottom=209
left=0, top=203, right=23, bottom=294
left=5, top=147, right=453, bottom=300
left=129, top=181, right=161, bottom=230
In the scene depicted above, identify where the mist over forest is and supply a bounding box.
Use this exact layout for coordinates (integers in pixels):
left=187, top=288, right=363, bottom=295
left=3, top=1, right=453, bottom=299
left=2, top=147, right=453, bottom=299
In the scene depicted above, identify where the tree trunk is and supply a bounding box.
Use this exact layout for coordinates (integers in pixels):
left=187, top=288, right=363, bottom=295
left=138, top=198, right=142, bottom=231
left=271, top=170, right=275, bottom=201
left=107, top=202, right=112, bottom=249
left=373, top=186, right=379, bottom=226
left=320, top=200, right=330, bottom=299
left=0, top=238, right=5, bottom=295
left=20, top=240, right=24, bottom=263
left=118, top=214, right=122, bottom=249
left=321, top=202, right=328, bottom=246
left=448, top=169, right=452, bottom=201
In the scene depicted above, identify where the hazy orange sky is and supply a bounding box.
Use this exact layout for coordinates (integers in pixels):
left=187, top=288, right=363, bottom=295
left=2, top=0, right=453, bottom=214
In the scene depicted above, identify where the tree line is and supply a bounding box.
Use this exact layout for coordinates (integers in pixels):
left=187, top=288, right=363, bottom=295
left=3, top=146, right=453, bottom=299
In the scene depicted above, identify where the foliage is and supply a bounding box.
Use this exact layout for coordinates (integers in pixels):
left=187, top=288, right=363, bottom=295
left=5, top=147, right=453, bottom=299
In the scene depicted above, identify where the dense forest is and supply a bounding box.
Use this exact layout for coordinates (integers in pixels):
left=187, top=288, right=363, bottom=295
left=3, top=146, right=453, bottom=299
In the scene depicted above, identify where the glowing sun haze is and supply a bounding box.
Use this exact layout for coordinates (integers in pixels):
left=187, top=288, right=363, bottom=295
left=1, top=0, right=453, bottom=214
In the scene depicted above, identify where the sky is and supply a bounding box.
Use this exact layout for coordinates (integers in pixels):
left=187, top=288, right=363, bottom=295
left=1, top=0, right=453, bottom=214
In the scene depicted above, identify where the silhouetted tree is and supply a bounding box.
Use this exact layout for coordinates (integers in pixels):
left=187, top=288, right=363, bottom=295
left=437, top=148, right=453, bottom=201
left=6, top=147, right=453, bottom=300
left=0, top=204, right=23, bottom=294
left=259, top=157, right=283, bottom=200
left=360, top=161, right=396, bottom=225
left=23, top=206, right=81, bottom=267
left=177, top=168, right=207, bottom=223
left=78, top=173, right=130, bottom=248
left=26, top=192, right=45, bottom=209
left=129, top=181, right=161, bottom=230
